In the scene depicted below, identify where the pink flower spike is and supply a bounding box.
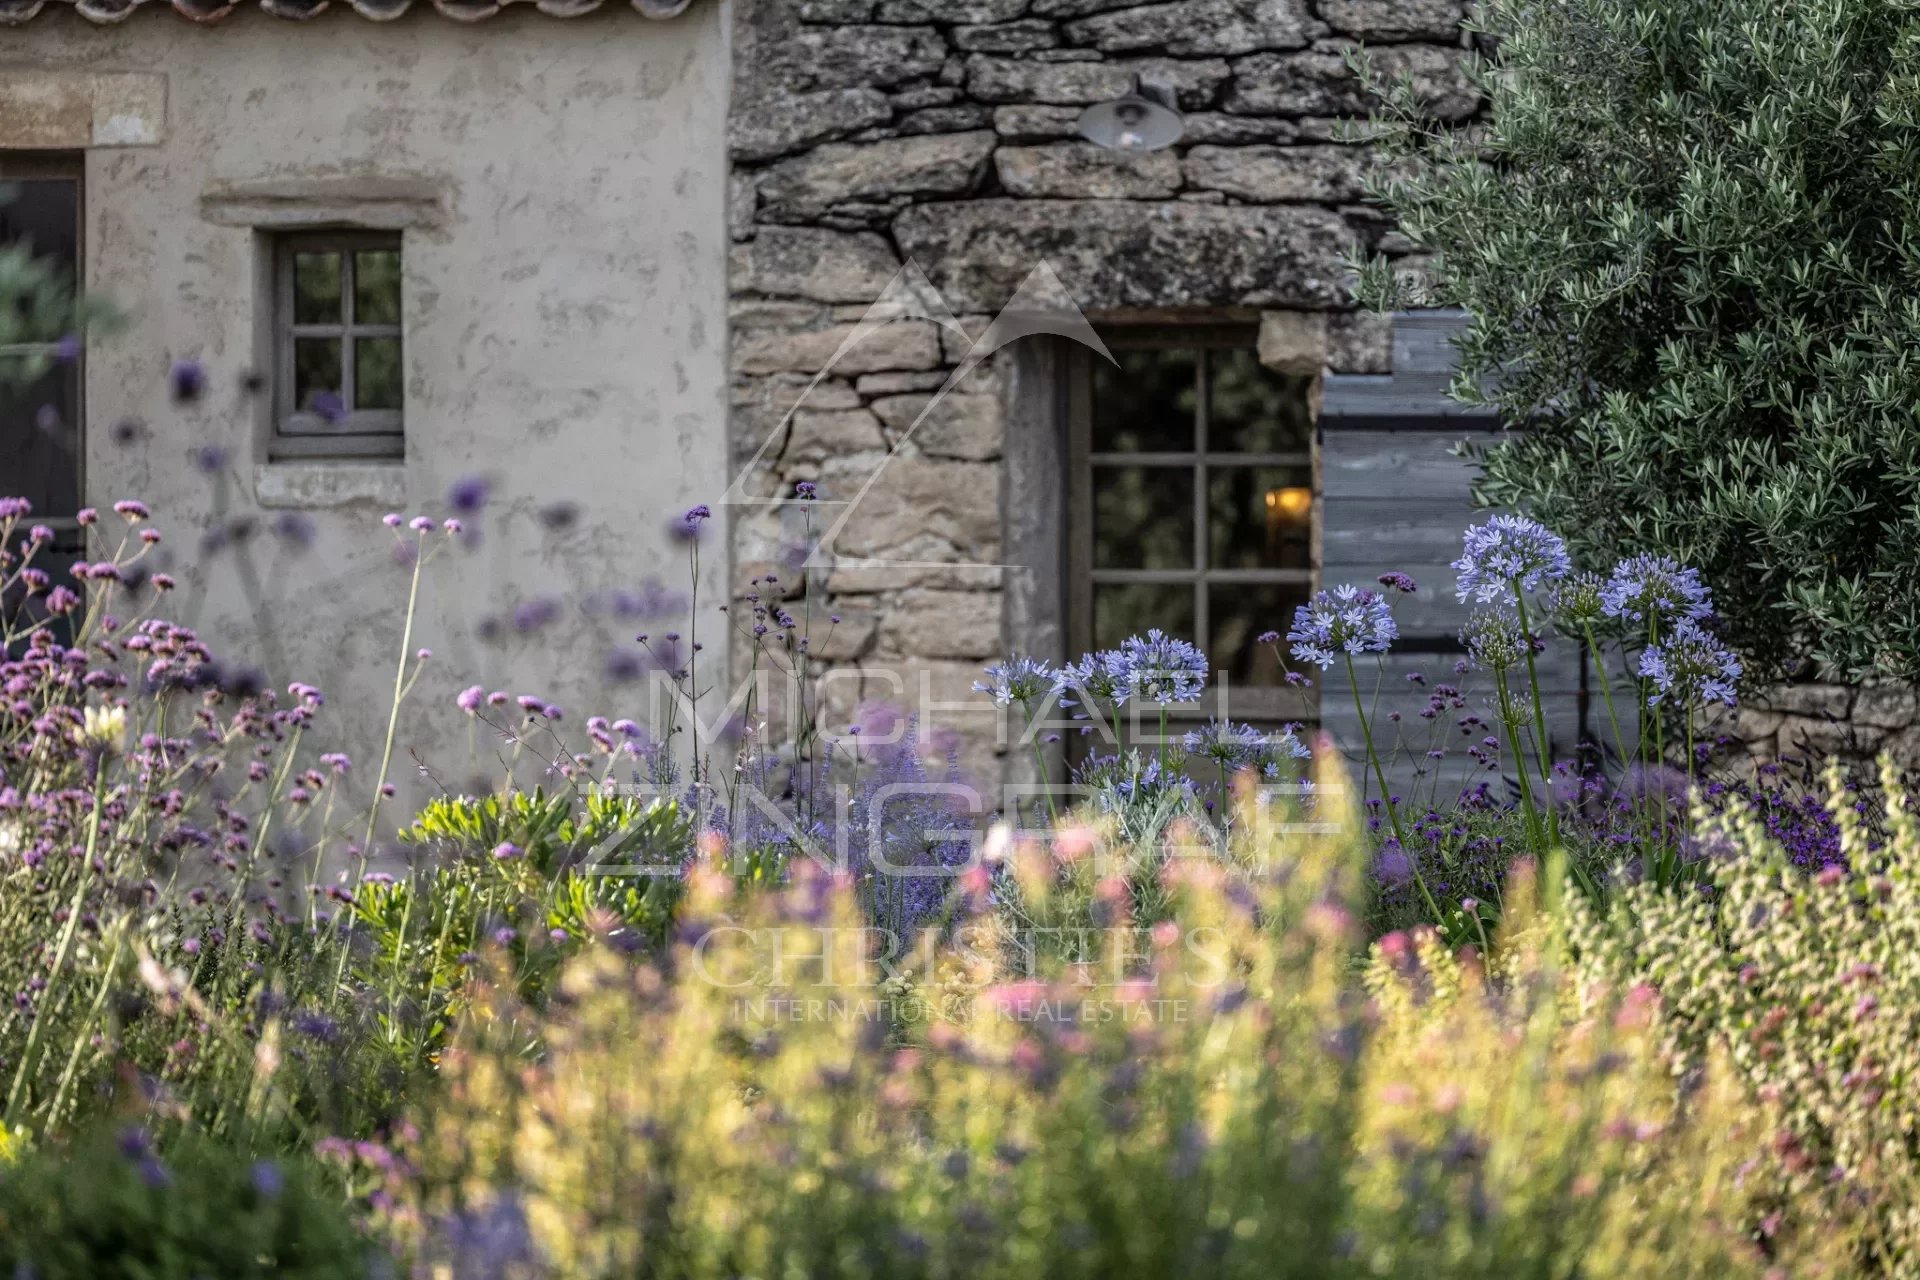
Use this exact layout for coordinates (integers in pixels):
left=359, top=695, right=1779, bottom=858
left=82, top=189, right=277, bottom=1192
left=76, top=507, right=98, bottom=527
left=408, top=516, right=434, bottom=533
left=382, top=513, right=403, bottom=529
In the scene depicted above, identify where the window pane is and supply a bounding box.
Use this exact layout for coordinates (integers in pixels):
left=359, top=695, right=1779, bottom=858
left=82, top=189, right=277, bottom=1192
left=353, top=249, right=401, bottom=326
left=1094, top=582, right=1195, bottom=653
left=1209, top=583, right=1312, bottom=688
left=293, top=338, right=342, bottom=414
left=292, top=252, right=342, bottom=325
left=1091, top=349, right=1196, bottom=453
left=0, top=365, right=80, bottom=519
left=355, top=337, right=402, bottom=410
left=0, top=176, right=81, bottom=520
left=1094, top=465, right=1193, bottom=570
left=1210, top=348, right=1313, bottom=453
left=1209, top=465, right=1314, bottom=570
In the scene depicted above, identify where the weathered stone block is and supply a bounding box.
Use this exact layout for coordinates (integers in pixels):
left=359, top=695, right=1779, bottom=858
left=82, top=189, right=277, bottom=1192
left=856, top=370, right=953, bottom=394
left=896, top=106, right=998, bottom=136
left=1327, top=310, right=1392, bottom=373
left=1030, top=0, right=1154, bottom=15
left=762, top=25, right=950, bottom=94
left=732, top=88, right=894, bottom=163
left=1854, top=685, right=1919, bottom=730
left=1181, top=113, right=1300, bottom=145
left=892, top=198, right=1353, bottom=312
left=992, top=104, right=1084, bottom=141
left=876, top=0, right=1029, bottom=19
left=1182, top=143, right=1375, bottom=202
left=758, top=131, right=997, bottom=221
left=966, top=55, right=1232, bottom=107
left=1225, top=46, right=1480, bottom=120
left=795, top=0, right=876, bottom=19
left=1256, top=311, right=1327, bottom=373
left=881, top=589, right=1005, bottom=660
left=818, top=455, right=1001, bottom=560
left=1758, top=682, right=1852, bottom=720
left=1064, top=0, right=1318, bottom=56
left=784, top=408, right=891, bottom=465
left=736, top=320, right=945, bottom=375
left=995, top=143, right=1183, bottom=198
left=953, top=19, right=1060, bottom=53
left=1318, top=0, right=1468, bottom=40
left=871, top=392, right=1004, bottom=461
left=734, top=226, right=902, bottom=303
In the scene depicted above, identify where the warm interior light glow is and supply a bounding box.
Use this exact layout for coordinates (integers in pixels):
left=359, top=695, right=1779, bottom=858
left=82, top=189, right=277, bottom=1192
left=1265, top=486, right=1313, bottom=522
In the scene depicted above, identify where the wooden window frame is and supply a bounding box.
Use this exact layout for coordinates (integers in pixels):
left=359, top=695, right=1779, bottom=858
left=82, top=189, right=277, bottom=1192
left=270, top=230, right=403, bottom=461
left=0, top=151, right=85, bottom=545
left=1065, top=326, right=1320, bottom=726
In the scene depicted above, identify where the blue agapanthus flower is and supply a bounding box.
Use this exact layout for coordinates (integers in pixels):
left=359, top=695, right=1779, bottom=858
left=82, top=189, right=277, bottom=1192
left=1601, top=553, right=1714, bottom=627
left=1453, top=515, right=1572, bottom=604
left=1184, top=718, right=1311, bottom=774
left=973, top=654, right=1056, bottom=708
left=1638, top=618, right=1741, bottom=707
left=1115, top=628, right=1209, bottom=705
left=1288, top=584, right=1397, bottom=670
left=1056, top=649, right=1131, bottom=712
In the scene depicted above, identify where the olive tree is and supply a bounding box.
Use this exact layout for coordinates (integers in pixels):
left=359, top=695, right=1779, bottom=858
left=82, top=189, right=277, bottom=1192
left=1358, top=0, right=1920, bottom=681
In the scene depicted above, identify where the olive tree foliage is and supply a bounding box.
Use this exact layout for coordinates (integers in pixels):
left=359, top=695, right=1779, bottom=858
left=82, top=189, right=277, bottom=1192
left=1355, top=0, right=1920, bottom=683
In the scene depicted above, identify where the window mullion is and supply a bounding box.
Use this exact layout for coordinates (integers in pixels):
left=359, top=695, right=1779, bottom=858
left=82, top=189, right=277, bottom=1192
left=1193, top=348, right=1210, bottom=656
left=340, top=250, right=356, bottom=413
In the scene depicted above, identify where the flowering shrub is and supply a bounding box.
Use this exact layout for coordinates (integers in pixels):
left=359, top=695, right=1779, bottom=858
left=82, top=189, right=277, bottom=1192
left=377, top=761, right=1827, bottom=1279
left=1575, top=760, right=1920, bottom=1272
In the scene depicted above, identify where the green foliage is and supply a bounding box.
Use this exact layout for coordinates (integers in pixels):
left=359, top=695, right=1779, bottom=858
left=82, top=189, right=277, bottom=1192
left=1576, top=760, right=1920, bottom=1272
left=352, top=790, right=691, bottom=1065
left=0, top=1125, right=369, bottom=1280
left=1358, top=0, right=1920, bottom=679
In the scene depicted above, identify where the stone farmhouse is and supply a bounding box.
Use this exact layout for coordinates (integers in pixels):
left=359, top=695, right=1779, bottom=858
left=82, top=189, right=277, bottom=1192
left=0, top=0, right=1686, bottom=808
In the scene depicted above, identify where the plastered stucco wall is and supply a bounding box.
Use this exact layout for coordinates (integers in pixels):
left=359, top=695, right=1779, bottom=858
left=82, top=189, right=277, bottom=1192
left=4, top=5, right=731, bottom=815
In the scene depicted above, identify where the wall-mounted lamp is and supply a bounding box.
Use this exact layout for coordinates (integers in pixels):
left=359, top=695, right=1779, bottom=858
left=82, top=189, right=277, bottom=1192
left=1265, top=486, right=1314, bottom=523
left=1077, top=76, right=1185, bottom=152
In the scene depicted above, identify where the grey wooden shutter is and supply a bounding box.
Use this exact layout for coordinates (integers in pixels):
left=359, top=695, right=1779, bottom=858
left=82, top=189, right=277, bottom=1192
left=1316, top=311, right=1599, bottom=804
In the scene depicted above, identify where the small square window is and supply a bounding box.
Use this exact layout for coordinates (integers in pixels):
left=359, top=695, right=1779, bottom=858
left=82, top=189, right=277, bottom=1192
left=271, top=232, right=404, bottom=460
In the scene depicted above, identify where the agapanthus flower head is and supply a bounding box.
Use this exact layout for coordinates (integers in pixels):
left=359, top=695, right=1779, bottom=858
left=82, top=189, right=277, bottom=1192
left=1549, top=570, right=1608, bottom=631
left=1055, top=650, right=1131, bottom=711
left=973, top=653, right=1056, bottom=708
left=1184, top=718, right=1311, bottom=775
left=1461, top=610, right=1527, bottom=671
left=1453, top=515, right=1571, bottom=603
left=1638, top=618, right=1741, bottom=707
left=1114, top=629, right=1208, bottom=704
left=1602, top=553, right=1714, bottom=627
left=1287, top=584, right=1397, bottom=670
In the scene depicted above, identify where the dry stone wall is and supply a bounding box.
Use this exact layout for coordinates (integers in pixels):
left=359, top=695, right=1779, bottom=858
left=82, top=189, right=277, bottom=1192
left=727, top=0, right=1478, bottom=783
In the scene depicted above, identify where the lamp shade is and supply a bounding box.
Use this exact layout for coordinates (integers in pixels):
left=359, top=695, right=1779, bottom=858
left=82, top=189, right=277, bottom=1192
left=1076, top=76, right=1185, bottom=152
